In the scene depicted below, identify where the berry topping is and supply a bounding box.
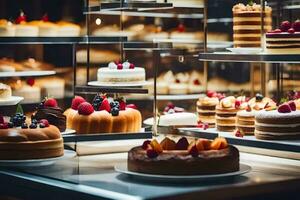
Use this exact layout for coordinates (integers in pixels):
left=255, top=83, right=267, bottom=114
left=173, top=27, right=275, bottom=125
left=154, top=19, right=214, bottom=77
left=39, top=123, right=46, bottom=128
left=10, top=113, right=26, bottom=127
left=119, top=100, right=126, bottom=111
left=292, top=19, right=300, bottom=32
left=273, top=29, right=282, bottom=33
left=15, top=11, right=27, bottom=24
left=117, top=63, right=123, bottom=70
left=26, top=78, right=35, bottom=86
left=122, top=61, right=130, bottom=69
left=175, top=79, right=180, bottom=83
left=193, top=79, right=201, bottom=85
left=150, top=139, right=163, bottom=154
left=29, top=123, right=37, bottom=129
left=175, top=137, right=189, bottom=150
left=99, top=98, right=111, bottom=112
left=235, top=130, right=244, bottom=138
left=177, top=23, right=185, bottom=32
left=207, top=90, right=217, bottom=98
left=42, top=14, right=49, bottom=22
left=93, top=94, right=104, bottom=111
left=21, top=123, right=28, bottom=129
left=255, top=93, right=264, bottom=102
left=39, top=119, right=49, bottom=127
left=288, top=101, right=296, bottom=111
left=0, top=123, right=8, bottom=129
left=126, top=104, right=137, bottom=109
left=108, top=62, right=118, bottom=69
left=0, top=115, right=4, bottom=124
left=110, top=101, right=120, bottom=109
left=111, top=107, right=119, bottom=116
left=129, top=63, right=135, bottom=69
left=44, top=98, right=58, bottom=108
left=278, top=103, right=292, bottom=113
left=71, top=96, right=86, bottom=110
left=78, top=102, right=94, bottom=115
left=146, top=147, right=158, bottom=158
left=188, top=144, right=198, bottom=157
left=235, top=100, right=241, bottom=109
left=288, top=28, right=295, bottom=34
left=142, top=140, right=151, bottom=150
left=197, top=122, right=209, bottom=130
left=280, top=21, right=291, bottom=32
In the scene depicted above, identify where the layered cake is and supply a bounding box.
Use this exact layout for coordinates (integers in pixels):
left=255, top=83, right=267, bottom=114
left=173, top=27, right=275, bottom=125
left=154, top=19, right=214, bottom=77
left=64, top=95, right=142, bottom=134
left=255, top=101, right=300, bottom=140
left=232, top=3, right=272, bottom=48
left=0, top=19, right=15, bottom=37
left=237, top=106, right=255, bottom=135
left=265, top=20, right=300, bottom=54
left=216, top=96, right=239, bottom=132
left=197, top=91, right=220, bottom=128
left=97, top=61, right=146, bottom=84
left=128, top=137, right=239, bottom=175
left=0, top=83, right=12, bottom=100
left=0, top=114, right=63, bottom=160
left=32, top=98, right=66, bottom=132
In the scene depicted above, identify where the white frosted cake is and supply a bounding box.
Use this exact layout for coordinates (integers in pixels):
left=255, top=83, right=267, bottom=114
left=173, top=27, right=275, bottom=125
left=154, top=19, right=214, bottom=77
left=0, top=83, right=12, bottom=99
left=0, top=20, right=15, bottom=37
left=159, top=112, right=198, bottom=126
left=97, top=61, right=145, bottom=84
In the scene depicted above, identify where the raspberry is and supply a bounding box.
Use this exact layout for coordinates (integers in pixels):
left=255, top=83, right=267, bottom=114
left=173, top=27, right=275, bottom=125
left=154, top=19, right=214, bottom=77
left=119, top=100, right=126, bottom=111
left=235, top=100, right=241, bottom=109
left=193, top=79, right=201, bottom=85
left=15, top=11, right=27, bottom=24
left=99, top=98, right=111, bottom=112
left=292, top=20, right=300, bottom=32
left=117, top=63, right=123, bottom=70
left=129, top=63, right=135, bottom=69
left=44, top=98, right=58, bottom=107
left=207, top=90, right=216, bottom=98
left=42, top=14, right=49, bottom=22
left=288, top=28, right=295, bottom=34
left=280, top=21, right=291, bottom=32
left=26, top=78, right=35, bottom=86
left=39, top=119, right=49, bottom=127
left=78, top=102, right=94, bottom=115
left=71, top=96, right=86, bottom=110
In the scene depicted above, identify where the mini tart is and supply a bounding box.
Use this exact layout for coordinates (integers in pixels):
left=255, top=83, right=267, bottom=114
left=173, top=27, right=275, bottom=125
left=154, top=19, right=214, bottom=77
left=0, top=125, right=63, bottom=160
left=128, top=145, right=239, bottom=175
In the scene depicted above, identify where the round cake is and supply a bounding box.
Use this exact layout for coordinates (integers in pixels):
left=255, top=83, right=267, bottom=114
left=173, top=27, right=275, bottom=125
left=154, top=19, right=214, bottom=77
left=197, top=96, right=219, bottom=128
left=255, top=103, right=300, bottom=140
left=158, top=112, right=198, bottom=127
left=237, top=109, right=255, bottom=135
left=64, top=95, right=142, bottom=134
left=216, top=96, right=239, bottom=132
left=0, top=83, right=12, bottom=100
left=0, top=114, right=63, bottom=160
left=128, top=137, right=240, bottom=175
left=97, top=61, right=145, bottom=84
left=0, top=19, right=15, bottom=37
left=57, top=21, right=81, bottom=37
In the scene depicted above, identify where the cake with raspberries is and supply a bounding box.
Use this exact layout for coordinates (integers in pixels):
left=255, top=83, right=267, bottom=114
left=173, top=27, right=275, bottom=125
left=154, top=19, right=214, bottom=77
left=128, top=137, right=240, bottom=175
left=97, top=61, right=145, bottom=84
left=265, top=20, right=300, bottom=54
left=64, top=95, right=142, bottom=134
left=0, top=113, right=63, bottom=160
left=255, top=101, right=300, bottom=140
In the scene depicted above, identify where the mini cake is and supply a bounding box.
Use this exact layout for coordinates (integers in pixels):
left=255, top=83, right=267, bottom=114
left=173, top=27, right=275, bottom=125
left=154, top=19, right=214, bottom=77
left=32, top=98, right=67, bottom=132
left=29, top=17, right=58, bottom=37
left=97, top=61, right=145, bottom=84
left=265, top=20, right=300, bottom=54
left=57, top=21, right=81, bottom=37
left=0, top=83, right=12, bottom=100
left=216, top=96, right=239, bottom=132
left=248, top=93, right=276, bottom=110
left=255, top=101, right=300, bottom=140
left=15, top=12, right=39, bottom=37
left=232, top=3, right=272, bottom=48
left=35, top=77, right=65, bottom=99
left=64, top=95, right=142, bottom=134
left=0, top=19, right=15, bottom=37
left=237, top=105, right=255, bottom=135
left=158, top=112, right=198, bottom=127
left=128, top=137, right=239, bottom=175
left=10, top=80, right=41, bottom=103
left=197, top=92, right=220, bottom=128
left=0, top=114, right=63, bottom=160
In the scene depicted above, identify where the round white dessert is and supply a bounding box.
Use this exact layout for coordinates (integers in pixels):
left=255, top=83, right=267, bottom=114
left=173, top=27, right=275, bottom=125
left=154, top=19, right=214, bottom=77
left=159, top=112, right=198, bottom=126
left=97, top=67, right=145, bottom=84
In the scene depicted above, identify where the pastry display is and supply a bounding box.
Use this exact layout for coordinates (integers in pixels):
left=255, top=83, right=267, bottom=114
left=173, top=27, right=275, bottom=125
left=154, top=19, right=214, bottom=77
left=9, top=79, right=41, bottom=103
left=255, top=101, right=300, bottom=140
left=32, top=98, right=66, bottom=132
left=128, top=137, right=239, bottom=175
left=0, top=19, right=15, bottom=37
left=0, top=114, right=63, bottom=160
left=97, top=61, right=146, bottom=84
left=64, top=95, right=142, bottom=134
left=196, top=91, right=221, bottom=128
left=232, top=3, right=272, bottom=48
left=265, top=20, right=300, bottom=54
left=0, top=83, right=12, bottom=100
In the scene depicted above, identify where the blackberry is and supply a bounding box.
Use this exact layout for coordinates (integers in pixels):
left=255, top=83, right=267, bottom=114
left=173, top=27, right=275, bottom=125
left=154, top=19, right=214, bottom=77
left=111, top=107, right=119, bottom=116
left=29, top=123, right=37, bottom=129
left=32, top=119, right=38, bottom=124
left=21, top=123, right=28, bottom=129
left=110, top=101, right=120, bottom=109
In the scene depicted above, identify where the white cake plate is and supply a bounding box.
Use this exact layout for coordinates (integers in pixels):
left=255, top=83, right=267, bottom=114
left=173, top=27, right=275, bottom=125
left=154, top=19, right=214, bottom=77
left=88, top=81, right=149, bottom=87
left=115, top=163, right=251, bottom=182
left=0, top=96, right=24, bottom=106
left=0, top=71, right=56, bottom=78
left=226, top=48, right=262, bottom=54
left=0, top=150, right=76, bottom=168
left=61, top=129, right=76, bottom=135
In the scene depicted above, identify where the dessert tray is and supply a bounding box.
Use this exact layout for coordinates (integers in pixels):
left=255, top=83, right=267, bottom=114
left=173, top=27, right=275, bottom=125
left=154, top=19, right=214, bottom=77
left=0, top=71, right=56, bottom=78
left=226, top=48, right=262, bottom=54
left=0, top=96, right=24, bottom=106
left=88, top=81, right=149, bottom=87
left=115, top=163, right=251, bottom=182
left=0, top=150, right=75, bottom=168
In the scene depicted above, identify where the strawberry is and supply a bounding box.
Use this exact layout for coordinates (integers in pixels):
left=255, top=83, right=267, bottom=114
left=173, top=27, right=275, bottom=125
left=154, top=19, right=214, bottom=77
left=193, top=79, right=200, bottom=85
left=280, top=21, right=291, bottom=32
left=99, top=98, right=111, bottom=112
left=44, top=98, right=58, bottom=107
left=39, top=119, right=49, bottom=127
left=71, top=96, right=86, bottom=110
left=126, top=104, right=137, bottom=109
left=42, top=13, right=49, bottom=22
left=119, top=100, right=126, bottom=111
left=175, top=79, right=180, bottom=83
left=117, top=63, right=123, bottom=70
left=15, top=11, right=27, bottom=24
left=129, top=63, right=135, bottom=69
left=26, top=78, right=35, bottom=86
left=78, top=102, right=94, bottom=115
left=292, top=19, right=300, bottom=32
left=288, top=101, right=296, bottom=111
left=235, top=100, right=241, bottom=109
left=142, top=140, right=151, bottom=150
left=278, top=103, right=292, bottom=113
left=206, top=90, right=216, bottom=98
left=288, top=28, right=295, bottom=34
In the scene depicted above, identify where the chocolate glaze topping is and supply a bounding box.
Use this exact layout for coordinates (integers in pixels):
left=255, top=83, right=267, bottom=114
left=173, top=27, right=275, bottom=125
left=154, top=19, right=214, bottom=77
left=33, top=107, right=66, bottom=132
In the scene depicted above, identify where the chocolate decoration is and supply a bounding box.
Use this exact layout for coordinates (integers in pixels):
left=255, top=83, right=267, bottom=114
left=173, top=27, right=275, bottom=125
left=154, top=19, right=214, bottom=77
left=33, top=107, right=66, bottom=132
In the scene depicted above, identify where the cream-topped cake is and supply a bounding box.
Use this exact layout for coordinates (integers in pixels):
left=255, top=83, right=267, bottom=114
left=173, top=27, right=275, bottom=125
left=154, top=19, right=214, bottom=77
left=0, top=83, right=12, bottom=100
left=255, top=102, right=300, bottom=140
left=97, top=61, right=145, bottom=84
left=57, top=21, right=81, bottom=37
left=232, top=3, right=272, bottom=48
left=159, top=112, right=198, bottom=127
left=29, top=21, right=58, bottom=37
left=15, top=12, right=39, bottom=37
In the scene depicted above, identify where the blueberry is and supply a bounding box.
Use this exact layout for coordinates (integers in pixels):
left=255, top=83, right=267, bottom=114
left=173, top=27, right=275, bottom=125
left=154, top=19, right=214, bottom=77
left=256, top=93, right=264, bottom=101
left=32, top=119, right=38, bottom=124
left=39, top=123, right=45, bottom=128
left=21, top=123, right=28, bottom=129
left=37, top=102, right=44, bottom=109
left=29, top=123, right=37, bottom=129
left=7, top=122, right=14, bottom=128
left=111, top=107, right=119, bottom=116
